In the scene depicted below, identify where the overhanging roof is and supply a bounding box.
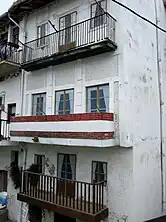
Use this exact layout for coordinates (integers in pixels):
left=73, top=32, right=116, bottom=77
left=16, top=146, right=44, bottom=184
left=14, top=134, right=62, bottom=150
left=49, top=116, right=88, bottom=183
left=9, top=0, right=57, bottom=20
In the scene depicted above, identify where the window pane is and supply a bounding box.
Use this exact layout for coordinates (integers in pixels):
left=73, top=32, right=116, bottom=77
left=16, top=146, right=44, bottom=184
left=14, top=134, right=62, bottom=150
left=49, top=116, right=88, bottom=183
left=32, top=93, right=46, bottom=116
left=91, top=99, right=97, bottom=110
left=99, top=85, right=109, bottom=112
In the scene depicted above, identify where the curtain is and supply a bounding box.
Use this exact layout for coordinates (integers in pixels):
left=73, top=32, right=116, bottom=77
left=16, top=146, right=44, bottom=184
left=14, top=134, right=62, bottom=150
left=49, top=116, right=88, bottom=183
left=58, top=94, right=64, bottom=114
left=61, top=154, right=72, bottom=179
left=94, top=162, right=105, bottom=182
left=91, top=90, right=97, bottom=112
left=65, top=93, right=71, bottom=114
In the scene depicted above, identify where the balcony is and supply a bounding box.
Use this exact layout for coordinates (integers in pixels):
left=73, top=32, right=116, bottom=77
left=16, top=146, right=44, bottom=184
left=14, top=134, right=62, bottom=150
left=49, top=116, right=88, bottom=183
left=10, top=113, right=116, bottom=147
left=0, top=43, right=21, bottom=77
left=0, top=119, right=17, bottom=146
left=22, top=13, right=117, bottom=72
left=18, top=171, right=108, bottom=222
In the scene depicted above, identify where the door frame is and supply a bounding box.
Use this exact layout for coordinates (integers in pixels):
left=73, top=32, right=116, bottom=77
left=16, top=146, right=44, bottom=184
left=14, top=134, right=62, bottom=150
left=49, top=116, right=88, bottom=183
left=57, top=153, right=76, bottom=197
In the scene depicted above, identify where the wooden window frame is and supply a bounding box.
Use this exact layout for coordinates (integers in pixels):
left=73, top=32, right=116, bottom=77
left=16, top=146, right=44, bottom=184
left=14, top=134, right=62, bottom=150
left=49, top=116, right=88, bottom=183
left=90, top=0, right=107, bottom=28
left=55, top=88, right=74, bottom=115
left=12, top=26, right=19, bottom=46
left=57, top=153, right=76, bottom=180
left=86, top=84, right=109, bottom=113
left=32, top=92, right=46, bottom=116
left=37, top=22, right=49, bottom=47
left=91, top=161, right=107, bottom=185
left=34, top=154, right=45, bottom=174
left=0, top=170, right=8, bottom=192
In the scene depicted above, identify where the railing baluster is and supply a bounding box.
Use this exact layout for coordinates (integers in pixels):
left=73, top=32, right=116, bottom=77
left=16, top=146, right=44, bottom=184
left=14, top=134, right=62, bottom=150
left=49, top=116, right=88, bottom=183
left=43, top=175, right=46, bottom=201
left=76, top=181, right=79, bottom=210
left=88, top=184, right=90, bottom=213
left=84, top=183, right=87, bottom=212
left=80, top=182, right=83, bottom=211
left=92, top=184, right=96, bottom=214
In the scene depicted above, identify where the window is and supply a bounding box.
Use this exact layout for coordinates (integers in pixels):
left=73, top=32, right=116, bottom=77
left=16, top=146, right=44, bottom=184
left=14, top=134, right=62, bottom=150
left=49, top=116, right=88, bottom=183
left=8, top=103, right=16, bottom=123
left=91, top=0, right=106, bottom=28
left=12, top=27, right=19, bottom=46
left=92, top=161, right=107, bottom=184
left=32, top=93, right=46, bottom=116
left=0, top=171, right=7, bottom=192
left=11, top=151, right=19, bottom=165
left=55, top=89, right=74, bottom=115
left=87, top=84, right=109, bottom=113
left=37, top=23, right=48, bottom=46
left=57, top=154, right=76, bottom=180
left=34, top=155, right=45, bottom=174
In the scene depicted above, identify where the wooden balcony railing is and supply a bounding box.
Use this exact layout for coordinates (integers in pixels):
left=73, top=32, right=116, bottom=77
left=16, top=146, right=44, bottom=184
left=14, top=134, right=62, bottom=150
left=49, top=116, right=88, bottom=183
left=21, top=171, right=107, bottom=215
left=22, top=13, right=116, bottom=64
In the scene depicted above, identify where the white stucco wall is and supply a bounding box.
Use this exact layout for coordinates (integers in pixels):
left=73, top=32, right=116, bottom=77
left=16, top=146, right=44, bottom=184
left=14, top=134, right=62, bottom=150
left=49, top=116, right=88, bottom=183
left=22, top=143, right=133, bottom=222
left=117, top=0, right=164, bottom=221
left=1, top=0, right=166, bottom=221
left=0, top=75, right=21, bottom=117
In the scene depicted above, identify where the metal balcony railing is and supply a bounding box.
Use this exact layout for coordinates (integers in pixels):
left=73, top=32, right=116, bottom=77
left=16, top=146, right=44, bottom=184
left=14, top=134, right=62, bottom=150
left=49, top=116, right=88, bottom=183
left=23, top=13, right=116, bottom=63
left=21, top=171, right=106, bottom=215
left=0, top=43, right=22, bottom=64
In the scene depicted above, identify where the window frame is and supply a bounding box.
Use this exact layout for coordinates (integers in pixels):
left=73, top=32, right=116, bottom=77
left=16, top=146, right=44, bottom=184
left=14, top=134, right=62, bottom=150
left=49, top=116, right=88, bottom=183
left=57, top=153, right=76, bottom=180
left=90, top=0, right=107, bottom=28
left=32, top=92, right=46, bottom=116
left=91, top=161, right=107, bottom=185
left=86, top=84, right=109, bottom=113
left=0, top=170, right=8, bottom=192
left=12, top=26, right=19, bottom=46
left=55, top=88, right=74, bottom=115
left=34, top=154, right=45, bottom=174
left=37, top=22, right=49, bottom=47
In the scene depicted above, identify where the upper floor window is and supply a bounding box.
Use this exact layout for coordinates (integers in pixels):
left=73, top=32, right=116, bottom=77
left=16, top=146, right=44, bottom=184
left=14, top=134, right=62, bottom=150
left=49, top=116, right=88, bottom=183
left=92, top=161, right=107, bottom=185
left=55, top=89, right=74, bottom=115
left=90, top=0, right=106, bottom=28
left=86, top=84, right=109, bottom=113
left=37, top=23, right=48, bottom=46
left=12, top=27, right=19, bottom=46
left=32, top=93, right=46, bottom=116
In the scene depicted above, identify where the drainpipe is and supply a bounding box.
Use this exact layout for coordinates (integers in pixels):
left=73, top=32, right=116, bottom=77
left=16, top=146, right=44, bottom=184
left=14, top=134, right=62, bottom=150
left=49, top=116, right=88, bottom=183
left=8, top=13, right=27, bottom=116
left=154, top=0, right=165, bottom=213
left=8, top=13, right=21, bottom=29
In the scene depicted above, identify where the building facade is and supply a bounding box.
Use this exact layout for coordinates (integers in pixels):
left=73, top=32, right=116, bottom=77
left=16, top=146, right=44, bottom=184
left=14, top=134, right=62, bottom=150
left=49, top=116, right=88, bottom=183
left=0, top=0, right=166, bottom=222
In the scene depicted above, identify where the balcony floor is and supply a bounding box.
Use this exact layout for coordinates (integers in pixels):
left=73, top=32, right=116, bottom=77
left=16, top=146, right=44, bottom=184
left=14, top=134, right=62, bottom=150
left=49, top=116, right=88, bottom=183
left=18, top=189, right=108, bottom=222
left=22, top=39, right=117, bottom=72
left=0, top=60, right=20, bottom=77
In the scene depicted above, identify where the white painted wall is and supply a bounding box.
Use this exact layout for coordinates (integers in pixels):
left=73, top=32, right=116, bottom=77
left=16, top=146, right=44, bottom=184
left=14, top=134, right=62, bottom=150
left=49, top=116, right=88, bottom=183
left=23, top=143, right=133, bottom=222
left=0, top=75, right=21, bottom=117
left=1, top=0, right=166, bottom=221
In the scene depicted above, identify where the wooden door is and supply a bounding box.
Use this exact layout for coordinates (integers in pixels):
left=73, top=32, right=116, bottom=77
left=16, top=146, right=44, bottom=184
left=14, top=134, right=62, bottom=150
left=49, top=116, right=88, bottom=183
left=57, top=154, right=76, bottom=198
left=59, top=12, right=77, bottom=52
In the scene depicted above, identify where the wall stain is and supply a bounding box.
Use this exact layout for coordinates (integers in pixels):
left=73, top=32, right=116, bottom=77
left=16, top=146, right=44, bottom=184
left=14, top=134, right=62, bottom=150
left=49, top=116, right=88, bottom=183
left=45, top=157, right=55, bottom=175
